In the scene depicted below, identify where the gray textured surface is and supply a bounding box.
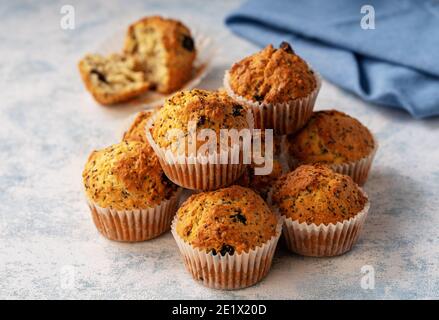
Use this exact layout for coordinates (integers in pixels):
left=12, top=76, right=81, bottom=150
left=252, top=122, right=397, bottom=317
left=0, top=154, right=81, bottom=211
left=1, top=0, right=438, bottom=299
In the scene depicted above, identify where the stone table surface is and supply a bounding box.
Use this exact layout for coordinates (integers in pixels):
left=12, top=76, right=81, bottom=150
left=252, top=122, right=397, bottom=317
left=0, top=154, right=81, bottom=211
left=1, top=0, right=438, bottom=300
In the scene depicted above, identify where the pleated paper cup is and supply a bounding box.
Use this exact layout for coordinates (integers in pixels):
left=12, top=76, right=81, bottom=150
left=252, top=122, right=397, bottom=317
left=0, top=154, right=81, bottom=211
left=330, top=140, right=378, bottom=186
left=281, top=190, right=370, bottom=257
left=171, top=215, right=284, bottom=290
left=287, top=137, right=378, bottom=186
left=145, top=112, right=254, bottom=191
left=87, top=188, right=181, bottom=242
left=223, top=69, right=321, bottom=135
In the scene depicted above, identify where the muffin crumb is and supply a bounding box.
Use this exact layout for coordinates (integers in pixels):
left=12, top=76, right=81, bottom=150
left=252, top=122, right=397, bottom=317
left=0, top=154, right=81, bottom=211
left=124, top=16, right=196, bottom=94
left=78, top=53, right=150, bottom=105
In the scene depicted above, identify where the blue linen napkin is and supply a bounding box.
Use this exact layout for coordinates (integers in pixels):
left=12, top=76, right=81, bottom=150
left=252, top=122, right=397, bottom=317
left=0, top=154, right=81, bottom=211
left=225, top=0, right=439, bottom=118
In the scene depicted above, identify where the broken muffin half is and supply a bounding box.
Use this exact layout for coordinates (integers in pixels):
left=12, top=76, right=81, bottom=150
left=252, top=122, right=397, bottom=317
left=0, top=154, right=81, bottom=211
left=78, top=53, right=150, bottom=105
left=124, top=16, right=196, bottom=94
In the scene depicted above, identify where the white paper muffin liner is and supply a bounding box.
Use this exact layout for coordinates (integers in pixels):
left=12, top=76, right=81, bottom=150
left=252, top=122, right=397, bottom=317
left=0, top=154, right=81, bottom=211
left=87, top=188, right=182, bottom=242
left=281, top=189, right=370, bottom=257
left=287, top=136, right=378, bottom=186
left=144, top=111, right=254, bottom=191
left=223, top=69, right=321, bottom=135
left=171, top=215, right=284, bottom=290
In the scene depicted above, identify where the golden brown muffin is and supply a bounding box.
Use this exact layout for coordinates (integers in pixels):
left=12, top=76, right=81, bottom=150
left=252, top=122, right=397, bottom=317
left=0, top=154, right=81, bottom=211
left=152, top=89, right=251, bottom=153
left=236, top=159, right=283, bottom=200
left=124, top=16, right=196, bottom=94
left=122, top=110, right=156, bottom=143
left=272, top=164, right=367, bottom=225
left=83, top=141, right=176, bottom=210
left=228, top=42, right=316, bottom=104
left=176, top=185, right=278, bottom=255
left=78, top=53, right=150, bottom=105
left=288, top=110, right=375, bottom=164
left=236, top=130, right=284, bottom=199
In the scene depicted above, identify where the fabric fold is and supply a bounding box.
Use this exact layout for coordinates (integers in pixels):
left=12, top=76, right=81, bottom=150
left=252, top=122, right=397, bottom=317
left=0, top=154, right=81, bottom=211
left=226, top=0, right=439, bottom=118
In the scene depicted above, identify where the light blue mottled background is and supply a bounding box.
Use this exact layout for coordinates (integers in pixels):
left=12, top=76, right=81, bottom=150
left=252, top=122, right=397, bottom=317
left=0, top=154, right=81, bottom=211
left=0, top=0, right=438, bottom=300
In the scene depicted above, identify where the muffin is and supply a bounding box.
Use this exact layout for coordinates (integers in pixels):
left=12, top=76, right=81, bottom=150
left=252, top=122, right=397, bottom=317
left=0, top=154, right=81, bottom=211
left=224, top=42, right=321, bottom=134
left=235, top=130, right=283, bottom=199
left=252, top=129, right=285, bottom=158
left=145, top=89, right=253, bottom=190
left=272, top=164, right=369, bottom=256
left=122, top=109, right=156, bottom=143
left=235, top=129, right=285, bottom=200
left=171, top=185, right=283, bottom=289
left=124, top=16, right=196, bottom=94
left=287, top=110, right=377, bottom=185
left=78, top=53, right=150, bottom=105
left=83, top=140, right=180, bottom=241
left=236, top=159, right=283, bottom=201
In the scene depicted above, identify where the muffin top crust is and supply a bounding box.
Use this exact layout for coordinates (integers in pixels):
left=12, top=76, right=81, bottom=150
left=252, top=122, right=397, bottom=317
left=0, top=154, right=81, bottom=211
left=152, top=89, right=251, bottom=152
left=228, top=42, right=316, bottom=104
left=288, top=110, right=375, bottom=164
left=123, top=110, right=155, bottom=143
left=272, top=164, right=367, bottom=225
left=83, top=141, right=175, bottom=210
left=176, top=185, right=278, bottom=255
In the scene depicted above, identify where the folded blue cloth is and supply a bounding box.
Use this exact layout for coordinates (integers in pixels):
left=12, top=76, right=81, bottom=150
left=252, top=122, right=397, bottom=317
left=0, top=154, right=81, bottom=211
left=225, top=0, right=439, bottom=118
